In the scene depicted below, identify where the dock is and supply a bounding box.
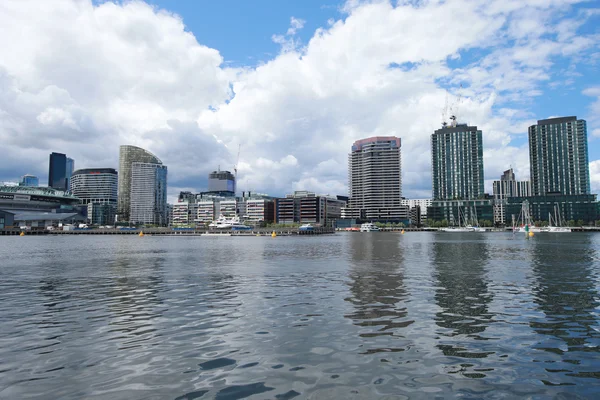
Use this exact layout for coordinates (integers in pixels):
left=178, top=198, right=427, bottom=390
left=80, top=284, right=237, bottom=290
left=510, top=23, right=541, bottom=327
left=1, top=227, right=336, bottom=236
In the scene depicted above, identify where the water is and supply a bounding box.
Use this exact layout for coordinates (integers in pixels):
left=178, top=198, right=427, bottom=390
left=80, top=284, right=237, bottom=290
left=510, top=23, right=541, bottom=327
left=1, top=232, right=600, bottom=399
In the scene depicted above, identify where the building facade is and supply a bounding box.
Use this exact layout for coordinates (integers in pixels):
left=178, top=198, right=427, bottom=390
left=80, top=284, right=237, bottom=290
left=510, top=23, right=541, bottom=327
left=70, top=168, right=118, bottom=225
left=400, top=199, right=432, bottom=222
left=117, top=145, right=163, bottom=222
left=208, top=169, right=236, bottom=194
left=0, top=185, right=81, bottom=212
left=431, top=124, right=484, bottom=200
left=48, top=152, right=67, bottom=191
left=427, top=199, right=494, bottom=226
left=172, top=202, right=198, bottom=227
left=505, top=194, right=598, bottom=225
left=529, top=117, right=590, bottom=196
left=492, top=168, right=531, bottom=224
left=20, top=174, right=39, bottom=187
left=129, top=162, right=168, bottom=226
left=347, top=136, right=404, bottom=221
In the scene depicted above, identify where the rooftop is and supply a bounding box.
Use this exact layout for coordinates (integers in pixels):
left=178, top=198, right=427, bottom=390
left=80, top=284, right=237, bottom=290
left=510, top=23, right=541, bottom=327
left=12, top=212, right=85, bottom=221
left=0, top=185, right=79, bottom=199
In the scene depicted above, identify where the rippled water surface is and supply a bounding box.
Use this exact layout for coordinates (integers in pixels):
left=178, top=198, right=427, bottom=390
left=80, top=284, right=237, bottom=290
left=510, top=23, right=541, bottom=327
left=1, top=232, right=600, bottom=399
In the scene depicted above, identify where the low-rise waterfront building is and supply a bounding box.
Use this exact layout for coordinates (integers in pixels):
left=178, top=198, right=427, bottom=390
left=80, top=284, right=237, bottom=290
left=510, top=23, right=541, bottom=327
left=427, top=199, right=494, bottom=226
left=0, top=210, right=15, bottom=229
left=172, top=202, right=198, bottom=227
left=505, top=194, right=598, bottom=225
left=0, top=185, right=81, bottom=213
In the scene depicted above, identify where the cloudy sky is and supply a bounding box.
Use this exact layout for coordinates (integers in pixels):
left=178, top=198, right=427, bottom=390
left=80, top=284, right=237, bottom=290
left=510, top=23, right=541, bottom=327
left=1, top=0, right=599, bottom=201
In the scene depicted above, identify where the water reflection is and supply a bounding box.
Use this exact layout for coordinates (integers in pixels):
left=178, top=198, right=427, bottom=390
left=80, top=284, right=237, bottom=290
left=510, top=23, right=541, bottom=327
left=529, top=235, right=600, bottom=383
left=432, top=235, right=494, bottom=358
left=344, top=233, right=412, bottom=352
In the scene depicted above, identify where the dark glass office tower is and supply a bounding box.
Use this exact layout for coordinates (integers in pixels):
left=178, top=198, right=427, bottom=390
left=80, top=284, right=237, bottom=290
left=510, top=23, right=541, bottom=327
left=48, top=152, right=67, bottom=191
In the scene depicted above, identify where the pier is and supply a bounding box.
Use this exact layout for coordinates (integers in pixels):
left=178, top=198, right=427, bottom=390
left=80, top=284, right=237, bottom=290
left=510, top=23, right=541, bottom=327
left=1, top=227, right=336, bottom=236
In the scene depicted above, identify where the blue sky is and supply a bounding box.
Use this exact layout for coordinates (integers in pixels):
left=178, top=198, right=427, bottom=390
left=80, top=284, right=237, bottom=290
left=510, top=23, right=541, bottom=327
left=1, top=0, right=600, bottom=198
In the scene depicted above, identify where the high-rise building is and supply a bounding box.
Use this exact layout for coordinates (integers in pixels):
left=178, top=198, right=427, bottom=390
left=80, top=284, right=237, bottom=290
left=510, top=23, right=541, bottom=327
left=431, top=123, right=484, bottom=200
left=69, top=168, right=118, bottom=225
left=20, top=174, right=39, bottom=187
left=208, top=169, right=236, bottom=194
left=117, top=145, right=163, bottom=222
left=65, top=158, right=75, bottom=191
left=529, top=116, right=590, bottom=196
left=48, top=152, right=67, bottom=191
left=492, top=168, right=531, bottom=224
left=129, top=162, right=168, bottom=226
left=347, top=136, right=405, bottom=221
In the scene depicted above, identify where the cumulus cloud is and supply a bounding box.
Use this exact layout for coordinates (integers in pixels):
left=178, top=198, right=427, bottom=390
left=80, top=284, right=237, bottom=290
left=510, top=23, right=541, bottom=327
left=591, top=160, right=600, bottom=194
left=0, top=0, right=599, bottom=202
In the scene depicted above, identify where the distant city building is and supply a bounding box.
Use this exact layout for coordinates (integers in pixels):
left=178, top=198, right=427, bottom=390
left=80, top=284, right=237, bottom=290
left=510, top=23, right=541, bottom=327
left=431, top=123, right=484, bottom=200
left=346, top=136, right=406, bottom=222
left=20, top=174, right=39, bottom=187
left=492, top=168, right=531, bottom=224
left=117, top=145, right=163, bottom=222
left=275, top=191, right=343, bottom=226
left=401, top=199, right=432, bottom=221
left=208, top=169, right=236, bottom=195
left=529, top=116, right=590, bottom=196
left=197, top=200, right=216, bottom=224
left=66, top=158, right=75, bottom=191
left=69, top=168, right=118, bottom=225
left=129, top=162, right=168, bottom=226
left=48, top=152, right=68, bottom=191
left=172, top=202, right=198, bottom=227
left=245, top=199, right=275, bottom=223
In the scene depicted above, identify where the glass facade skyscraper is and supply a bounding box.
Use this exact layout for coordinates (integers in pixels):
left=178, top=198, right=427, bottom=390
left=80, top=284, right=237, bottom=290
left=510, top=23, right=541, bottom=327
left=528, top=116, right=590, bottom=196
left=20, top=174, right=39, bottom=187
left=117, top=145, right=163, bottom=222
left=130, top=162, right=168, bottom=226
left=431, top=124, right=484, bottom=200
left=70, top=168, right=118, bottom=225
left=48, top=152, right=67, bottom=191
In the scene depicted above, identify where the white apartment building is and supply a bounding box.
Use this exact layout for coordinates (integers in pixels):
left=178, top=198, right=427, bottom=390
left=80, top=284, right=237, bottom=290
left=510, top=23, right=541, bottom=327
left=196, top=200, right=216, bottom=224
left=400, top=198, right=432, bottom=220
left=347, top=136, right=405, bottom=221
left=172, top=202, right=198, bottom=226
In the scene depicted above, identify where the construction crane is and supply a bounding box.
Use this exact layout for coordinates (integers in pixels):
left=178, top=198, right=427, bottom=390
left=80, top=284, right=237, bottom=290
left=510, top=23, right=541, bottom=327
left=233, top=143, right=241, bottom=182
left=448, top=83, right=463, bottom=127
left=441, top=90, right=449, bottom=128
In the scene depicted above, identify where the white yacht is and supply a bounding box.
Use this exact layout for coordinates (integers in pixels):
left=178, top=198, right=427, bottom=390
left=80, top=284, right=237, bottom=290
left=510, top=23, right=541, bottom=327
left=209, top=215, right=250, bottom=230
left=360, top=223, right=380, bottom=232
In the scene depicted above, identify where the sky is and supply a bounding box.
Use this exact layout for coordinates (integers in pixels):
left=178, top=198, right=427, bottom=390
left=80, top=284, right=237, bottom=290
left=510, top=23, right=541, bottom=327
left=1, top=0, right=599, bottom=202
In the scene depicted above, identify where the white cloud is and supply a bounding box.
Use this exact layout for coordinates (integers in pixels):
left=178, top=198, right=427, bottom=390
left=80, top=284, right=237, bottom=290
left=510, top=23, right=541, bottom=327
left=0, top=0, right=599, bottom=201
left=591, top=160, right=600, bottom=194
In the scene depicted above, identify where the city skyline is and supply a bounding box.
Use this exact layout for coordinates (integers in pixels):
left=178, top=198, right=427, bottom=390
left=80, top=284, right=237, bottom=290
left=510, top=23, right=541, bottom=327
left=1, top=0, right=599, bottom=201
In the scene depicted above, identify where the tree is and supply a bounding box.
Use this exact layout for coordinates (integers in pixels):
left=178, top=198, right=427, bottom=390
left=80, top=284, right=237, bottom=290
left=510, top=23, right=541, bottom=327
left=441, top=219, right=448, bottom=227
left=576, top=219, right=584, bottom=227
left=568, top=219, right=576, bottom=227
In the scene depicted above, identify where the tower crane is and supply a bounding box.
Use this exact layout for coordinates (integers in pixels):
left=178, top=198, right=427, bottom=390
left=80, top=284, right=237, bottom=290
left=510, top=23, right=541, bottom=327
left=448, top=83, right=463, bottom=127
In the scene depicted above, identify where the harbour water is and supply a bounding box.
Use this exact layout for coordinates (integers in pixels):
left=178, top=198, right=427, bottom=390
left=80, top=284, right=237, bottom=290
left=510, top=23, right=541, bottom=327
left=1, top=232, right=599, bottom=399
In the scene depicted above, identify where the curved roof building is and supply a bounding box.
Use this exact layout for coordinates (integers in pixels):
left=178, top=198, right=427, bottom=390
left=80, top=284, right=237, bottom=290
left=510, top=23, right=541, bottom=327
left=117, top=145, right=162, bottom=222
left=0, top=185, right=80, bottom=212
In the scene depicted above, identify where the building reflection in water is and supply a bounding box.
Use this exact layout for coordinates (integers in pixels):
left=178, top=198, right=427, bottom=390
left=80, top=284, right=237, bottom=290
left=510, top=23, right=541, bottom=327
left=432, top=235, right=494, bottom=357
left=528, top=235, right=600, bottom=376
left=344, top=233, right=412, bottom=353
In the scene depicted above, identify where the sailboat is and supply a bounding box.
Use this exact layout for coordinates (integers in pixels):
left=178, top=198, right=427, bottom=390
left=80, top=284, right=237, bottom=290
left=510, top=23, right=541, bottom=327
left=440, top=205, right=475, bottom=232
left=546, top=205, right=571, bottom=233
left=468, top=205, right=486, bottom=232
